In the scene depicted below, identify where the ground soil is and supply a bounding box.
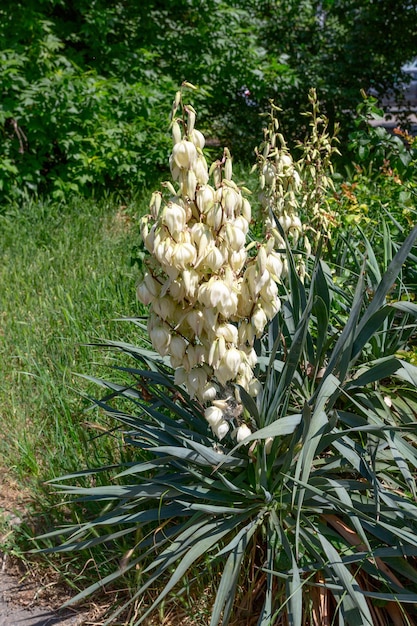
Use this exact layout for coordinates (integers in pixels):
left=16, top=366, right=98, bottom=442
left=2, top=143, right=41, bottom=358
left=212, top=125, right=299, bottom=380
left=0, top=470, right=100, bottom=626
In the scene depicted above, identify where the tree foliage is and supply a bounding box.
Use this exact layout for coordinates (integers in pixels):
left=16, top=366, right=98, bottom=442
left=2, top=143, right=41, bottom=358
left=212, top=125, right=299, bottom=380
left=1, top=0, right=417, bottom=202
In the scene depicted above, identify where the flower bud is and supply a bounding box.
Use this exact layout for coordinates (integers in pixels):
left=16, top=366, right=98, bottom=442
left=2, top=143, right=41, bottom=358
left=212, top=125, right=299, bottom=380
left=172, top=120, right=182, bottom=144
left=187, top=367, right=207, bottom=398
left=205, top=204, right=224, bottom=230
left=200, top=382, right=218, bottom=402
left=216, top=348, right=242, bottom=385
left=212, top=420, right=230, bottom=441
left=172, top=140, right=197, bottom=169
left=193, top=156, right=209, bottom=185
left=149, top=324, right=171, bottom=356
left=251, top=305, right=268, bottom=337
left=225, top=223, right=246, bottom=251
left=241, top=198, right=251, bottom=222
left=229, top=249, right=247, bottom=273
left=204, top=405, right=224, bottom=428
left=174, top=367, right=187, bottom=386
left=236, top=424, right=251, bottom=443
left=189, top=129, right=205, bottom=149
left=248, top=377, right=262, bottom=397
left=266, top=252, right=283, bottom=281
left=162, top=203, right=187, bottom=236
left=196, top=185, right=215, bottom=213
left=172, top=242, right=197, bottom=269
left=182, top=269, right=199, bottom=299
left=186, top=309, right=205, bottom=336
left=215, top=323, right=238, bottom=344
left=136, top=280, right=154, bottom=306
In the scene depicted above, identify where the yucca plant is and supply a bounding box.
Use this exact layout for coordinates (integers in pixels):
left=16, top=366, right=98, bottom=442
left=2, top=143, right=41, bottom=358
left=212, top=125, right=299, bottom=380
left=39, top=89, right=417, bottom=626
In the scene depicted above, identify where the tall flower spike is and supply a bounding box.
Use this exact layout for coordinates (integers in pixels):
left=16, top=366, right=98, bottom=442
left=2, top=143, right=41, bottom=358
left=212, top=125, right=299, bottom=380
left=137, top=86, right=283, bottom=441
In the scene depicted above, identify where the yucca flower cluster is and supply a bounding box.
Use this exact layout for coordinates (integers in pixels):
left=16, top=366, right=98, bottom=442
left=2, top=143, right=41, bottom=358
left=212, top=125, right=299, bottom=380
left=255, top=101, right=303, bottom=251
left=137, top=87, right=284, bottom=441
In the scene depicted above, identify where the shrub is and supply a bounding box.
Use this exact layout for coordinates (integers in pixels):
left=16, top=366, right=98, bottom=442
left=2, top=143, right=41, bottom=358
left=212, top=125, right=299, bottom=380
left=39, top=90, right=417, bottom=625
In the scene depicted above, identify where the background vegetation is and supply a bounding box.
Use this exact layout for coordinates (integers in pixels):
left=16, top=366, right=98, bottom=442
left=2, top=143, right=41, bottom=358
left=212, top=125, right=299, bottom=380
left=1, top=0, right=417, bottom=201
left=1, top=1, right=417, bottom=624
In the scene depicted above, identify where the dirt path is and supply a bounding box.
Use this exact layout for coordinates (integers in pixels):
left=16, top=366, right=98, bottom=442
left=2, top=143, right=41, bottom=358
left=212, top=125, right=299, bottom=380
left=0, top=566, right=84, bottom=626
left=0, top=471, right=92, bottom=625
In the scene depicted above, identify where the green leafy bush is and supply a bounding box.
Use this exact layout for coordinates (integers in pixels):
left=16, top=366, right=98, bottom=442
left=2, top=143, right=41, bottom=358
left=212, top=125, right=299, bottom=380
left=0, top=28, right=175, bottom=202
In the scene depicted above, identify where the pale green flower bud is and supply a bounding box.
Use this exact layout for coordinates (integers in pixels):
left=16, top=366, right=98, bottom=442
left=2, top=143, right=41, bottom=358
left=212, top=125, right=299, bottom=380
left=224, top=157, right=233, bottom=181
left=236, top=424, right=251, bottom=443
left=172, top=139, right=198, bottom=169
left=265, top=437, right=274, bottom=454
left=149, top=324, right=171, bottom=356
left=186, top=106, right=196, bottom=134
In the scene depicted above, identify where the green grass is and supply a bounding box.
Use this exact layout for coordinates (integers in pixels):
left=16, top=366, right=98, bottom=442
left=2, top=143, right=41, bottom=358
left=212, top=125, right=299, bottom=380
left=0, top=193, right=148, bottom=488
